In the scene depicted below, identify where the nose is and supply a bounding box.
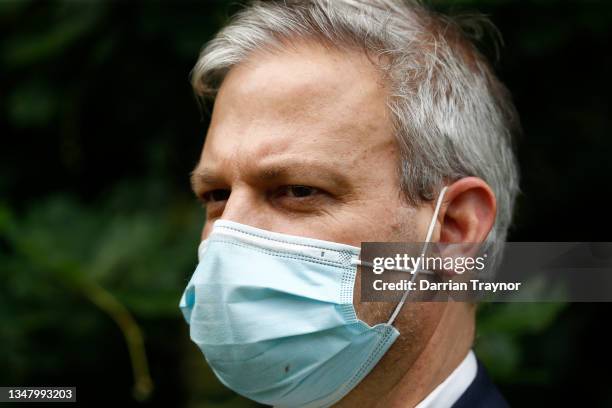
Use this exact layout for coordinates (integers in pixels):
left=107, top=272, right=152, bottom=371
left=220, top=187, right=261, bottom=225
left=202, top=185, right=270, bottom=239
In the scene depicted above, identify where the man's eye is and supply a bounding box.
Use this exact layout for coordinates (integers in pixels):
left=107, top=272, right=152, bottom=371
left=282, top=185, right=319, bottom=198
left=201, top=189, right=231, bottom=203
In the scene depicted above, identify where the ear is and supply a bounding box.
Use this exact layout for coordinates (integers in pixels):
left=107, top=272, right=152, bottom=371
left=438, top=177, right=496, bottom=243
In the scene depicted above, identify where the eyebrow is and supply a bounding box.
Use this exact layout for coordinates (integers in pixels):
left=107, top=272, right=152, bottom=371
left=190, top=167, right=222, bottom=197
left=190, top=159, right=351, bottom=195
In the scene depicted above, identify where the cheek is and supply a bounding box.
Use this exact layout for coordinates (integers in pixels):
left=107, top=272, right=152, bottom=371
left=369, top=204, right=422, bottom=242
left=353, top=268, right=396, bottom=326
left=387, top=203, right=433, bottom=242
left=201, top=222, right=213, bottom=240
left=343, top=208, right=407, bottom=243
left=384, top=302, right=447, bottom=362
left=351, top=205, right=432, bottom=326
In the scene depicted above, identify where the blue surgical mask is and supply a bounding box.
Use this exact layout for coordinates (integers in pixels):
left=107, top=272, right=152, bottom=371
left=179, top=188, right=447, bottom=407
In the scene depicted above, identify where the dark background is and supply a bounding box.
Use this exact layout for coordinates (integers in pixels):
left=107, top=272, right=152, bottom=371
left=1, top=0, right=611, bottom=407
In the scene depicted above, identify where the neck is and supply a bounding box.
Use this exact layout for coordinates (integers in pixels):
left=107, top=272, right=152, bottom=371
left=338, top=303, right=475, bottom=408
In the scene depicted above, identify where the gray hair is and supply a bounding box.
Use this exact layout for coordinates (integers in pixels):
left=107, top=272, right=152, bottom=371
left=191, top=0, right=520, bottom=267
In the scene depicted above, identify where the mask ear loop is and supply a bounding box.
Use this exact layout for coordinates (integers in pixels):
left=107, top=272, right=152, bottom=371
left=387, top=186, right=449, bottom=325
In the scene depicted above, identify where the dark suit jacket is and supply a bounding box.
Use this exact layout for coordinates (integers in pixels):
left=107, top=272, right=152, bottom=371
left=452, top=359, right=509, bottom=408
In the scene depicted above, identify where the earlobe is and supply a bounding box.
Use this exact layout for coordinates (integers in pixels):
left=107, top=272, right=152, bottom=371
left=439, top=177, right=496, bottom=244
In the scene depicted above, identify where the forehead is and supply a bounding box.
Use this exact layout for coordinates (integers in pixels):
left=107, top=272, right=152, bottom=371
left=200, top=41, right=395, bottom=170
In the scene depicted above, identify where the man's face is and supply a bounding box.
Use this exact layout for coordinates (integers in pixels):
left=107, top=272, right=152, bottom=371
left=191, top=41, right=438, bottom=328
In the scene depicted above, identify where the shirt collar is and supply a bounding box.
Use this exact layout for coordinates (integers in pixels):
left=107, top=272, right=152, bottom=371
left=414, top=350, right=478, bottom=408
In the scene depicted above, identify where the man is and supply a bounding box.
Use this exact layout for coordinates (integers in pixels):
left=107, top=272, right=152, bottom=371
left=180, top=0, right=519, bottom=407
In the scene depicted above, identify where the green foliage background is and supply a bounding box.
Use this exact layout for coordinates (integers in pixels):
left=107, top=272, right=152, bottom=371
left=1, top=1, right=611, bottom=407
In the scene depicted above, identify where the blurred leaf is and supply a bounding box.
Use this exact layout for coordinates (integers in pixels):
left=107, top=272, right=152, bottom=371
left=7, top=81, right=59, bottom=127
left=478, top=302, right=566, bottom=333
left=475, top=302, right=567, bottom=381
left=475, top=331, right=521, bottom=379
left=2, top=2, right=104, bottom=68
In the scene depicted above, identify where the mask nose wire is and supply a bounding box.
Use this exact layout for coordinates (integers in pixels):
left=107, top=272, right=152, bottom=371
left=386, top=186, right=449, bottom=325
